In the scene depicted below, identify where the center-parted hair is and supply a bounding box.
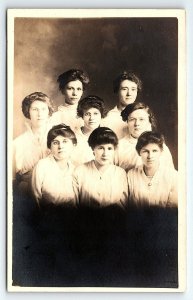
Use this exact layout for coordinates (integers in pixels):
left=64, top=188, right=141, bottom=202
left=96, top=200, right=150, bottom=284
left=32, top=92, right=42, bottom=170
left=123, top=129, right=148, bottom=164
left=136, top=131, right=165, bottom=155
left=77, top=95, right=107, bottom=118
left=57, top=69, right=90, bottom=92
left=113, top=70, right=142, bottom=94
left=47, top=124, right=77, bottom=149
left=88, top=127, right=118, bottom=150
left=121, top=102, right=157, bottom=130
left=22, top=92, right=54, bottom=119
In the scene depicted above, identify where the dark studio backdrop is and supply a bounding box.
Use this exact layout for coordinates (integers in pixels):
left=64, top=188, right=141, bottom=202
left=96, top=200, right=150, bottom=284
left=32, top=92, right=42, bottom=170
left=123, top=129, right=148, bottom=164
left=14, top=17, right=178, bottom=169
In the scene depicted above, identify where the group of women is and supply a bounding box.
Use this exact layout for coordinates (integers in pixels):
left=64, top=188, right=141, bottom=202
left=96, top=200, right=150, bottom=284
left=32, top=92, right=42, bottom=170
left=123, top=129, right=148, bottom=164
left=13, top=68, right=178, bottom=210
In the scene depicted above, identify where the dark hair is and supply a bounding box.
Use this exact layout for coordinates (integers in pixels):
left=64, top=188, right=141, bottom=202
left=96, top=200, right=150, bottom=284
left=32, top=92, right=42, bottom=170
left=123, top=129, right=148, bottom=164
left=88, top=127, right=118, bottom=150
left=77, top=95, right=107, bottom=118
left=136, top=131, right=165, bottom=155
left=22, top=92, right=54, bottom=119
left=113, top=70, right=142, bottom=94
left=57, top=69, right=90, bottom=92
left=121, top=102, right=157, bottom=130
left=47, top=124, right=77, bottom=149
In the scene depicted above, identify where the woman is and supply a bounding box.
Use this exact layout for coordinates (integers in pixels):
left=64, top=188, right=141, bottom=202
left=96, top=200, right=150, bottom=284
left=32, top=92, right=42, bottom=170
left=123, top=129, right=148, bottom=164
left=31, top=124, right=77, bottom=207
left=73, top=127, right=128, bottom=208
left=72, top=95, right=107, bottom=165
left=13, top=92, right=54, bottom=190
left=127, top=131, right=178, bottom=207
left=51, top=69, right=90, bottom=131
left=102, top=70, right=142, bottom=138
left=116, top=102, right=174, bottom=172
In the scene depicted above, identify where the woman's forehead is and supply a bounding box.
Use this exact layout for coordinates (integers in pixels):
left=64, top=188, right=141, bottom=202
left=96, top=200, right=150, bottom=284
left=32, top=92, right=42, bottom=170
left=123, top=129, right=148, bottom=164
left=30, top=100, right=48, bottom=108
left=52, top=135, right=70, bottom=141
left=141, top=143, right=161, bottom=150
left=129, top=108, right=149, bottom=118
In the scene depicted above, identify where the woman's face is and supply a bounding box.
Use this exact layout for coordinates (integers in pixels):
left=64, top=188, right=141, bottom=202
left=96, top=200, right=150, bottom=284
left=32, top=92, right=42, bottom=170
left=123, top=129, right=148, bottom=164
left=118, top=79, right=138, bottom=107
left=83, top=107, right=102, bottom=131
left=51, top=135, right=75, bottom=161
left=93, top=143, right=115, bottom=166
left=127, top=109, right=152, bottom=138
left=29, top=100, right=49, bottom=128
left=63, top=80, right=83, bottom=105
left=140, top=143, right=162, bottom=170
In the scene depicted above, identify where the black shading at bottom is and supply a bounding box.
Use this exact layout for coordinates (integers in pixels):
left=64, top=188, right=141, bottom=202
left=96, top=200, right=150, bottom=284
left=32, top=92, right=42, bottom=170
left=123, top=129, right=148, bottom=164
left=12, top=194, right=178, bottom=288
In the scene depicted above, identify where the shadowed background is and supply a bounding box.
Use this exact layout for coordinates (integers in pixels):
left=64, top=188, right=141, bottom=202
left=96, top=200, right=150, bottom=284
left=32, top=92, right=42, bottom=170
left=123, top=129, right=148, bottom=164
left=14, top=17, right=178, bottom=168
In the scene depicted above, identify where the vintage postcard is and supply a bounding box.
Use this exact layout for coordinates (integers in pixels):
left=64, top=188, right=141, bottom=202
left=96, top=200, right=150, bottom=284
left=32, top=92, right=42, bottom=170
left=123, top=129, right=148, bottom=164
left=7, top=9, right=186, bottom=292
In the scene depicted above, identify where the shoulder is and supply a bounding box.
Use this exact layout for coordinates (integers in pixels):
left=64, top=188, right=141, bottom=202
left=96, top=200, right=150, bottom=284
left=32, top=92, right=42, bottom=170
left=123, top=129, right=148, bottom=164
left=112, top=165, right=127, bottom=176
left=13, top=130, right=31, bottom=145
left=128, top=165, right=142, bottom=176
left=36, top=155, right=53, bottom=169
left=74, top=160, right=93, bottom=172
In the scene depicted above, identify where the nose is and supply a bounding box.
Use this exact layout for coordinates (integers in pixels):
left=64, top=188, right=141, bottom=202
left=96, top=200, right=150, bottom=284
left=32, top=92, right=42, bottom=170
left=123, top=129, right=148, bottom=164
left=72, top=89, right=77, bottom=96
left=147, top=151, right=152, bottom=159
left=37, top=109, right=41, bottom=117
left=134, top=119, right=139, bottom=126
left=58, top=142, right=63, bottom=149
left=126, top=89, right=130, bottom=96
left=103, top=148, right=108, bottom=156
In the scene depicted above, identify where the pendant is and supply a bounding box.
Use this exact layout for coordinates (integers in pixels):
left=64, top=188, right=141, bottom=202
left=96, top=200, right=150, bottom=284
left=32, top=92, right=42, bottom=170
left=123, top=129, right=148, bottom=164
left=148, top=182, right=152, bottom=186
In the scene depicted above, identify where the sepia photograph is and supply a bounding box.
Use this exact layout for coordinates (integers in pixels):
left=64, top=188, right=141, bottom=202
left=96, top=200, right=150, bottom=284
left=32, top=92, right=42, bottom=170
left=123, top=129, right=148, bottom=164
left=7, top=9, right=186, bottom=292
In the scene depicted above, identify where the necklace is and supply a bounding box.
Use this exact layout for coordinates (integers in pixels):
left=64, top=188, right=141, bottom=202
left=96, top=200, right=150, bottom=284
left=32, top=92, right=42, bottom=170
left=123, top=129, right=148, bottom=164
left=146, top=175, right=154, bottom=186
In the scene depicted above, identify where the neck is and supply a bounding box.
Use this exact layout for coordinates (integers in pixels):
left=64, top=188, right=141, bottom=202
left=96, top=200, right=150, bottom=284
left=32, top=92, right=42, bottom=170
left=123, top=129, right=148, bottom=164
left=65, top=102, right=77, bottom=108
left=94, top=161, right=110, bottom=173
left=31, top=124, right=46, bottom=135
left=143, top=164, right=159, bottom=177
left=129, top=134, right=138, bottom=142
left=81, top=126, right=92, bottom=136
left=117, top=103, right=126, bottom=112
left=55, top=158, right=69, bottom=169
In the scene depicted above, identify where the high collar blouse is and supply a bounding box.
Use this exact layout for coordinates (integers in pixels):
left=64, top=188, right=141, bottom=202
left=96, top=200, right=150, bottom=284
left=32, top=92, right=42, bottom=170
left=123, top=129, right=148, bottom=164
left=127, top=164, right=178, bottom=208
left=73, top=160, right=128, bottom=208
left=50, top=103, right=83, bottom=131
left=32, top=154, right=76, bottom=206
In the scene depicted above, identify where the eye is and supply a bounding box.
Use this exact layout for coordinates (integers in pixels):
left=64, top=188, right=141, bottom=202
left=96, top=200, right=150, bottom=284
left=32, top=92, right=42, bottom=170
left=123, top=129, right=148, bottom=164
left=77, top=87, right=82, bottom=91
left=128, top=118, right=135, bottom=122
left=52, top=141, right=58, bottom=145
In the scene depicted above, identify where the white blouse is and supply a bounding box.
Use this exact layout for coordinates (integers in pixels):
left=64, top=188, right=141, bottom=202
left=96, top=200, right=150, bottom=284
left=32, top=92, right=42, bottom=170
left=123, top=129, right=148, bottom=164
left=50, top=103, right=83, bottom=131
left=12, top=122, right=51, bottom=182
left=31, top=155, right=76, bottom=206
left=101, top=106, right=128, bottom=139
left=73, top=160, right=128, bottom=208
left=127, top=164, right=178, bottom=208
left=72, top=127, right=94, bottom=166
left=116, top=135, right=174, bottom=172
